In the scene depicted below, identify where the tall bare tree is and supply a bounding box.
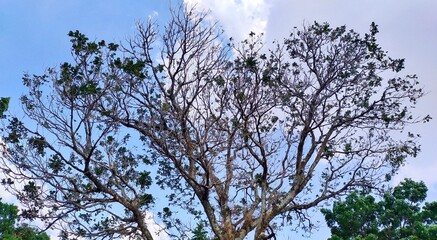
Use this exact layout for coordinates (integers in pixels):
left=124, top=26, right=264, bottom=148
left=0, top=5, right=429, bottom=240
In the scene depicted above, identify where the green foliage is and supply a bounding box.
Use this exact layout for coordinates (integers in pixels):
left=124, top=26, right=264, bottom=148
left=0, top=200, right=18, bottom=237
left=136, top=171, right=152, bottom=189
left=321, top=192, right=379, bottom=238
left=191, top=223, right=209, bottom=240
left=0, top=97, right=10, bottom=118
left=322, top=179, right=437, bottom=240
left=0, top=199, right=49, bottom=240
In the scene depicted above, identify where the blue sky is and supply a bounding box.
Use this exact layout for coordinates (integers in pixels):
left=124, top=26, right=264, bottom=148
left=0, top=1, right=170, bottom=106
left=1, top=0, right=437, bottom=239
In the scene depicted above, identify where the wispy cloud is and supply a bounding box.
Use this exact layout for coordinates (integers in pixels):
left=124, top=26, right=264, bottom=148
left=184, top=0, right=270, bottom=40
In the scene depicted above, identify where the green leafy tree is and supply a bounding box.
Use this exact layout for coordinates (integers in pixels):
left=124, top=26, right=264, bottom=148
left=322, top=179, right=437, bottom=240
left=0, top=4, right=430, bottom=240
left=0, top=199, right=49, bottom=240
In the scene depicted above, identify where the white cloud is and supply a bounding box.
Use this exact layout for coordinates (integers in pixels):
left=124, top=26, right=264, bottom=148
left=395, top=159, right=437, bottom=187
left=184, top=0, right=270, bottom=41
left=145, top=212, right=169, bottom=240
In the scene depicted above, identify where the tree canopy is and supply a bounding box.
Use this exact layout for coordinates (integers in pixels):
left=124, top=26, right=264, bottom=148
left=0, top=199, right=50, bottom=240
left=322, top=179, right=437, bottom=240
left=0, top=5, right=430, bottom=240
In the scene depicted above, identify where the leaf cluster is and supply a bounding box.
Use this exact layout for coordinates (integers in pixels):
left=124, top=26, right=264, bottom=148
left=0, top=97, right=10, bottom=118
left=0, top=199, right=50, bottom=240
left=322, top=179, right=437, bottom=240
